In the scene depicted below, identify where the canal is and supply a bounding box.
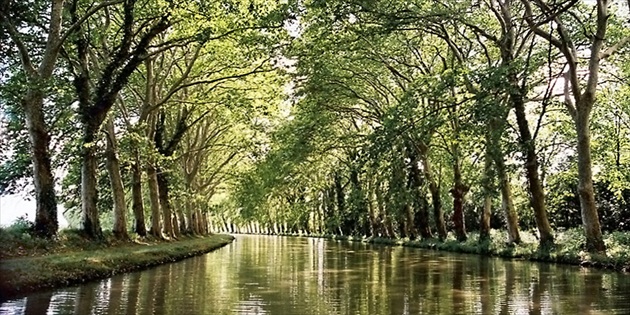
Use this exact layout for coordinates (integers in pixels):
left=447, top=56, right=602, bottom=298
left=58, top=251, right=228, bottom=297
left=2, top=235, right=630, bottom=314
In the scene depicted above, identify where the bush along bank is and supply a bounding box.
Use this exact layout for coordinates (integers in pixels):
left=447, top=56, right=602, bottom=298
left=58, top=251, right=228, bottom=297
left=0, top=233, right=234, bottom=301
left=230, top=229, right=630, bottom=272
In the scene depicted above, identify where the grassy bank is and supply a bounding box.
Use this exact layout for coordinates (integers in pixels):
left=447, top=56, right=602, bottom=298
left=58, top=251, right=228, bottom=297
left=0, top=231, right=234, bottom=301
left=243, top=229, right=630, bottom=272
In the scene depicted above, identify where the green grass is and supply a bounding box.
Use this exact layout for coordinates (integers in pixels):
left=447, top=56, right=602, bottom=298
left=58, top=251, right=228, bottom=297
left=0, top=233, right=234, bottom=301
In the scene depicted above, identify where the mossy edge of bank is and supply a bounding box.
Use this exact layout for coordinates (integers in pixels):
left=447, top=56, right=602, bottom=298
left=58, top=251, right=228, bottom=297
left=0, top=234, right=234, bottom=301
left=239, top=230, right=630, bottom=272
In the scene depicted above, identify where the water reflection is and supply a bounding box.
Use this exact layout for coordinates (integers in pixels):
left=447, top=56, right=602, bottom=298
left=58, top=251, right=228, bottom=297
left=2, top=235, right=630, bottom=314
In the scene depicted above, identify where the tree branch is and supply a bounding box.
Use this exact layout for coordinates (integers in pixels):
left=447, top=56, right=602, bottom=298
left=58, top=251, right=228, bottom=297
left=58, top=0, right=125, bottom=50
left=0, top=15, right=37, bottom=77
left=599, top=36, right=630, bottom=60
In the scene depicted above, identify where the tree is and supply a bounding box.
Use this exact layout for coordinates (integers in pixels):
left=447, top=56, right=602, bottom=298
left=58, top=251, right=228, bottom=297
left=68, top=0, right=171, bottom=238
left=521, top=0, right=630, bottom=253
left=0, top=0, right=126, bottom=237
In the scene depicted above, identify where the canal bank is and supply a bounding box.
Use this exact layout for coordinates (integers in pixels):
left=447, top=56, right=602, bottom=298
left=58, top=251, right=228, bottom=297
left=0, top=234, right=234, bottom=301
left=3, top=235, right=630, bottom=314
left=236, top=229, right=630, bottom=273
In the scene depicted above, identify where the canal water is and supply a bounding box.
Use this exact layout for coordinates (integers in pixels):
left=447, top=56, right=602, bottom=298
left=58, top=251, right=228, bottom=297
left=2, top=235, right=630, bottom=314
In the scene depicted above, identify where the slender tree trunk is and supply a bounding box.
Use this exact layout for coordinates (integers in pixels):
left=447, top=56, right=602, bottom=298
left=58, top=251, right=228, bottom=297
left=349, top=168, right=368, bottom=236
left=147, top=164, right=162, bottom=238
left=494, top=2, right=553, bottom=246
left=451, top=150, right=468, bottom=242
left=481, top=195, right=492, bottom=240
left=202, top=212, right=209, bottom=234
left=105, top=118, right=128, bottom=239
left=404, top=204, right=415, bottom=239
left=493, top=154, right=521, bottom=244
left=450, top=112, right=468, bottom=242
left=512, top=93, right=554, bottom=247
left=157, top=169, right=175, bottom=238
left=366, top=179, right=378, bottom=237
left=172, top=207, right=181, bottom=237
left=334, top=173, right=346, bottom=234
left=186, top=199, right=196, bottom=235
left=196, top=208, right=204, bottom=235
left=131, top=152, right=147, bottom=236
left=324, top=187, right=335, bottom=234
left=575, top=107, right=605, bottom=252
left=408, top=147, right=432, bottom=239
left=22, top=94, right=58, bottom=237
left=80, top=123, right=103, bottom=239
left=419, top=143, right=446, bottom=240
left=375, top=182, right=393, bottom=238
left=480, top=147, right=493, bottom=241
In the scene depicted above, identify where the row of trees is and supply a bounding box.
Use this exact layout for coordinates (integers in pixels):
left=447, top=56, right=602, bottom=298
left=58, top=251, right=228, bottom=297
left=2, top=0, right=630, bottom=256
left=0, top=0, right=290, bottom=239
left=230, top=0, right=630, bottom=254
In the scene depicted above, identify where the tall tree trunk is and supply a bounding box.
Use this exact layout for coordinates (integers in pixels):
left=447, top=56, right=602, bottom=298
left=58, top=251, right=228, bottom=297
left=450, top=111, right=468, bottom=242
left=512, top=93, right=554, bottom=247
left=408, top=146, right=432, bottom=239
left=172, top=206, right=181, bottom=237
left=186, top=199, right=196, bottom=235
left=23, top=94, right=58, bottom=237
left=131, top=152, right=147, bottom=236
left=196, top=208, right=204, bottom=235
left=480, top=146, right=493, bottom=241
left=451, top=145, right=468, bottom=242
left=105, top=118, right=128, bottom=239
left=4, top=0, right=65, bottom=239
left=366, top=179, right=378, bottom=237
left=156, top=169, right=175, bottom=238
left=375, top=182, right=394, bottom=238
left=349, top=167, right=368, bottom=236
left=147, top=164, right=162, bottom=238
left=80, top=123, right=103, bottom=239
left=202, top=211, right=209, bottom=235
left=575, top=107, right=605, bottom=252
left=493, top=154, right=521, bottom=244
left=329, top=187, right=339, bottom=235
left=334, top=173, right=346, bottom=234
left=419, top=142, right=446, bottom=240
left=495, top=0, right=553, bottom=247
left=404, top=203, right=415, bottom=239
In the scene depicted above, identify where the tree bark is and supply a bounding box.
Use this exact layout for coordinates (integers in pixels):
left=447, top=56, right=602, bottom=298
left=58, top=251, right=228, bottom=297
left=419, top=147, right=446, bottom=240
left=147, top=163, right=162, bottom=238
left=80, top=123, right=103, bottom=239
left=366, top=178, right=378, bottom=237
left=131, top=152, right=147, bottom=236
left=375, top=182, right=394, bottom=238
left=105, top=118, right=128, bottom=239
left=202, top=211, right=209, bottom=234
left=334, top=173, right=346, bottom=234
left=22, top=94, right=59, bottom=237
left=408, top=146, right=432, bottom=239
left=156, top=169, right=175, bottom=238
left=196, top=208, right=204, bottom=235
left=576, top=107, right=605, bottom=252
left=451, top=146, right=468, bottom=242
left=493, top=153, right=521, bottom=244
left=512, top=93, right=554, bottom=247
left=186, top=199, right=196, bottom=235
left=450, top=112, right=468, bottom=242
left=2, top=0, right=65, bottom=238
left=480, top=147, right=493, bottom=241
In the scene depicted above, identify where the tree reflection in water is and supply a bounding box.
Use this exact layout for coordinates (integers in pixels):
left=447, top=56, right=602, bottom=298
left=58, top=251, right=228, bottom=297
left=2, top=235, right=630, bottom=315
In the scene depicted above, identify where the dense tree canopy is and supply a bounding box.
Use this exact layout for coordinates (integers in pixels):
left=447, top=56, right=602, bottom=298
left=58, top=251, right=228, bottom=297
left=1, top=0, right=629, bottom=254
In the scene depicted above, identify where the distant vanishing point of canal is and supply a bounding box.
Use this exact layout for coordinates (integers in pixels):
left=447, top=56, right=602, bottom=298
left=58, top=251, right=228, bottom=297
left=3, top=235, right=630, bottom=314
